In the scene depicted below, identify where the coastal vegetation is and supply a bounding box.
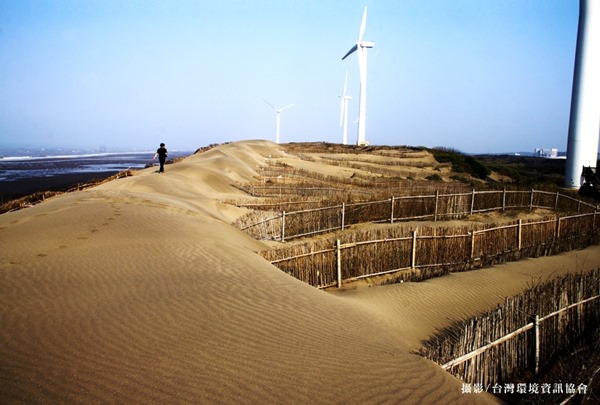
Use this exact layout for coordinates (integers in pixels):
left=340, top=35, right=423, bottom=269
left=431, top=147, right=491, bottom=180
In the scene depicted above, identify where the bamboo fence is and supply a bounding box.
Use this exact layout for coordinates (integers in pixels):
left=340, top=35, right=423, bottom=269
left=419, top=269, right=600, bottom=388
left=239, top=189, right=596, bottom=242
left=261, top=212, right=600, bottom=289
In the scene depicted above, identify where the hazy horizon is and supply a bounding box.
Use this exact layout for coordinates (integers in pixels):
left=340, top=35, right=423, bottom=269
left=1, top=1, right=579, bottom=154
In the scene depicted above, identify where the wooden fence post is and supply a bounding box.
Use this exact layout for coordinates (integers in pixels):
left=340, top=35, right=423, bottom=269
left=390, top=196, right=395, bottom=224
left=502, top=188, right=506, bottom=211
left=470, top=231, right=476, bottom=263
left=556, top=217, right=561, bottom=240
left=470, top=189, right=475, bottom=215
left=533, top=315, right=540, bottom=375
left=555, top=191, right=559, bottom=210
left=411, top=230, right=418, bottom=269
left=518, top=219, right=522, bottom=251
left=434, top=191, right=439, bottom=221
left=281, top=211, right=286, bottom=242
left=530, top=189, right=534, bottom=210
left=341, top=203, right=346, bottom=230
left=336, top=239, right=342, bottom=288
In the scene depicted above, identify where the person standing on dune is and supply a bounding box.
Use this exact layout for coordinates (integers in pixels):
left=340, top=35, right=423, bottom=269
left=153, top=143, right=168, bottom=173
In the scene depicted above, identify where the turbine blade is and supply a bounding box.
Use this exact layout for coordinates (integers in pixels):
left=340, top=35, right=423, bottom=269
left=358, top=6, right=367, bottom=42
left=343, top=69, right=348, bottom=96
left=263, top=98, right=276, bottom=111
left=280, top=104, right=295, bottom=112
left=342, top=44, right=358, bottom=60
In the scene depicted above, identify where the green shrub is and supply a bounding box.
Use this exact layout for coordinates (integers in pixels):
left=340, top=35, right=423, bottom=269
left=426, top=174, right=443, bottom=181
left=432, top=147, right=491, bottom=180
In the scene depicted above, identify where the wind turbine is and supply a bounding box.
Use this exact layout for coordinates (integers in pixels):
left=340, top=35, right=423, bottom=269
left=264, top=98, right=294, bottom=144
left=564, top=0, right=600, bottom=188
left=339, top=70, right=352, bottom=145
left=342, top=6, right=374, bottom=146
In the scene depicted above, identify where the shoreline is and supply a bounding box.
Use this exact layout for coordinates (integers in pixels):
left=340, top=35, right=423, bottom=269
left=0, top=150, right=192, bottom=203
left=0, top=171, right=121, bottom=203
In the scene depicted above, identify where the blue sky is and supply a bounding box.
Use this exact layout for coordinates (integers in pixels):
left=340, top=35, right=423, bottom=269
left=0, top=0, right=579, bottom=153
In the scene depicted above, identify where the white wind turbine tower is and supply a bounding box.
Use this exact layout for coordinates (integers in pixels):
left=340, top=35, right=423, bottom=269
left=264, top=99, right=294, bottom=144
left=339, top=70, right=352, bottom=145
left=342, top=6, right=374, bottom=146
left=564, top=0, right=600, bottom=188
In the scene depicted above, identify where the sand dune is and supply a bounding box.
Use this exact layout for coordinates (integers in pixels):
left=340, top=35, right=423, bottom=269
left=2, top=140, right=596, bottom=404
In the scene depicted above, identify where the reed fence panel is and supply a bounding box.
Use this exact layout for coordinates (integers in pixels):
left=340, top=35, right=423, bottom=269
left=238, top=211, right=282, bottom=240
left=340, top=238, right=413, bottom=280
left=503, top=190, right=533, bottom=209
left=533, top=190, right=559, bottom=210
left=472, top=190, right=503, bottom=213
left=266, top=244, right=337, bottom=288
left=415, top=232, right=471, bottom=269
left=436, top=193, right=472, bottom=219
left=391, top=196, right=435, bottom=220
left=420, top=269, right=600, bottom=388
left=344, top=199, right=391, bottom=226
left=263, top=212, right=600, bottom=289
left=284, top=206, right=342, bottom=240
left=239, top=190, right=596, bottom=242
left=472, top=224, right=519, bottom=262
left=519, top=219, right=558, bottom=257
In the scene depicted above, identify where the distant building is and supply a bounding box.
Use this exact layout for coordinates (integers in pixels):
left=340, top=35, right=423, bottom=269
left=535, top=148, right=558, bottom=158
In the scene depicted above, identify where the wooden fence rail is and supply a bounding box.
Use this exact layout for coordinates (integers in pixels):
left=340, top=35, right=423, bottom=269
left=420, top=269, right=600, bottom=388
left=263, top=212, right=600, bottom=289
left=440, top=295, right=600, bottom=372
left=241, top=189, right=597, bottom=242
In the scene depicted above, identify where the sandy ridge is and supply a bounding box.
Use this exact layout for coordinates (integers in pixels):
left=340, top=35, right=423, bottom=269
left=3, top=140, right=590, bottom=404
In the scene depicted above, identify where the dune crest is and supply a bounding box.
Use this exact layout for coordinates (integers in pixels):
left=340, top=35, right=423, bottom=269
left=5, top=140, right=595, bottom=404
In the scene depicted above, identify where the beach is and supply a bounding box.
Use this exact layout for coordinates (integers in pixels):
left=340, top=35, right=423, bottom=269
left=1, top=140, right=598, bottom=404
left=0, top=151, right=192, bottom=202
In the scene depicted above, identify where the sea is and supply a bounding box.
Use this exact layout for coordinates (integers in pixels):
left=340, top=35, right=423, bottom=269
left=0, top=147, right=194, bottom=202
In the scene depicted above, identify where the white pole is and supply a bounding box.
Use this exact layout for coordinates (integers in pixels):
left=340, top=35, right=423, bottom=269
left=565, top=0, right=600, bottom=188
left=411, top=230, right=417, bottom=269
left=357, top=47, right=368, bottom=146
left=276, top=112, right=281, bottom=144
left=534, top=315, right=540, bottom=375
left=342, top=98, right=349, bottom=145
left=336, top=239, right=342, bottom=288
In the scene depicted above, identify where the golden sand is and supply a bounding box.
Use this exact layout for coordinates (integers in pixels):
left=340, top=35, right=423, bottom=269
left=2, top=140, right=597, bottom=404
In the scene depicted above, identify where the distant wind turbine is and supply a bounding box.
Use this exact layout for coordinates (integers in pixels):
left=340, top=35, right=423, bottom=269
left=342, top=6, right=374, bottom=146
left=339, top=70, right=352, bottom=145
left=264, top=99, right=294, bottom=144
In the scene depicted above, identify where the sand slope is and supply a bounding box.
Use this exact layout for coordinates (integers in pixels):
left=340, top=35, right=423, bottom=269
left=3, top=140, right=595, bottom=404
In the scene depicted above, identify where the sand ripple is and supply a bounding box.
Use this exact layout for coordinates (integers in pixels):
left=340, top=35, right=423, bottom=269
left=0, top=141, right=505, bottom=404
